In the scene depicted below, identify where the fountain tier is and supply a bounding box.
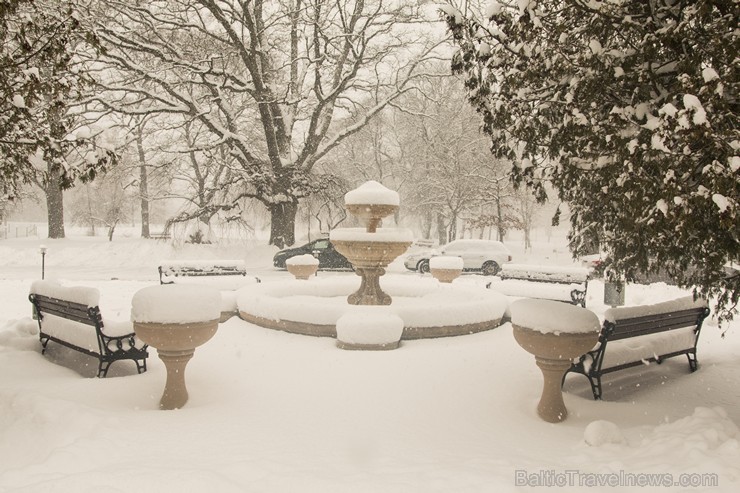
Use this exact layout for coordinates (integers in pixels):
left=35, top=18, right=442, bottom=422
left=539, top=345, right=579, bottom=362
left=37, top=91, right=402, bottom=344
left=330, top=227, right=413, bottom=305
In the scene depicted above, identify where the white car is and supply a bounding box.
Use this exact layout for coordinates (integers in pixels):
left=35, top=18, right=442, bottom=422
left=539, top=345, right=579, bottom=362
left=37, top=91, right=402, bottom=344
left=404, top=239, right=512, bottom=276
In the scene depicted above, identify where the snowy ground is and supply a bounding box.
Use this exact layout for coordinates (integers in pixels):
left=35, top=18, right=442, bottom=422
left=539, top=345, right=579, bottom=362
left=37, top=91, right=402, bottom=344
left=1, top=229, right=738, bottom=492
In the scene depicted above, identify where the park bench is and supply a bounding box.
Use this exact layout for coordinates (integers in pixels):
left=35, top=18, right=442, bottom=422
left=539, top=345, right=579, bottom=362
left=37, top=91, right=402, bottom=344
left=149, top=231, right=171, bottom=240
left=566, top=296, right=709, bottom=400
left=29, top=281, right=148, bottom=378
left=487, top=264, right=590, bottom=307
left=158, top=260, right=260, bottom=285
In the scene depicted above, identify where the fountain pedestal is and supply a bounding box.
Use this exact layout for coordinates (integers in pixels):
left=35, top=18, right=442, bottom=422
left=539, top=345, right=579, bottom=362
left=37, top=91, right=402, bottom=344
left=349, top=267, right=389, bottom=305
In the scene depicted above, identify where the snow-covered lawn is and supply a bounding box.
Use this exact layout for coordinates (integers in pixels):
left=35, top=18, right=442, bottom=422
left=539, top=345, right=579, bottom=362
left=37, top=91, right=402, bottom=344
left=1, top=235, right=738, bottom=492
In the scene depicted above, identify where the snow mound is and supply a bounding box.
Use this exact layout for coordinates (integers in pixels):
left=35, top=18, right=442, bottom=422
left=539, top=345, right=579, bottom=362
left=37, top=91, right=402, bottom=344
left=430, top=256, right=464, bottom=270
left=131, top=284, right=221, bottom=323
left=605, top=296, right=707, bottom=323
left=30, top=280, right=100, bottom=307
left=584, top=420, right=624, bottom=446
left=336, top=308, right=404, bottom=345
left=510, top=299, right=601, bottom=334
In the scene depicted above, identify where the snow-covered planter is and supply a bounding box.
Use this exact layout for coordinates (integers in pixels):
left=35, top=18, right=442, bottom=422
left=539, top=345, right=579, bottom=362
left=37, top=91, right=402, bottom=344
left=285, top=254, right=320, bottom=280
left=336, top=308, right=404, bottom=350
left=429, top=256, right=464, bottom=283
left=131, top=285, right=221, bottom=410
left=510, top=299, right=601, bottom=423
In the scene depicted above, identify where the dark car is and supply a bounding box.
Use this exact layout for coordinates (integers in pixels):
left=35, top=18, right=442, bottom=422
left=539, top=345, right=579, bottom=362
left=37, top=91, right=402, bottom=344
left=273, top=238, right=353, bottom=270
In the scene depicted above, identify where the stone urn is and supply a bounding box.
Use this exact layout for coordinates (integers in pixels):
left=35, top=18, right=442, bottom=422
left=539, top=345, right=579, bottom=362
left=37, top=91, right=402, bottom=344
left=286, top=254, right=319, bottom=280
left=131, top=285, right=221, bottom=410
left=330, top=181, right=413, bottom=306
left=510, top=299, right=600, bottom=423
left=429, top=256, right=464, bottom=283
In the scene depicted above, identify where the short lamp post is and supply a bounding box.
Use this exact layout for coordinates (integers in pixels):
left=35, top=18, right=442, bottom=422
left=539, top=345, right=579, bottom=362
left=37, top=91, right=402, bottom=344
left=39, top=245, right=47, bottom=280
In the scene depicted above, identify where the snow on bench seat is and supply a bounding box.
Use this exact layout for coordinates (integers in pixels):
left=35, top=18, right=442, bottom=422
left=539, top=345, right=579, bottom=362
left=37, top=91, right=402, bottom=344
left=488, top=264, right=590, bottom=306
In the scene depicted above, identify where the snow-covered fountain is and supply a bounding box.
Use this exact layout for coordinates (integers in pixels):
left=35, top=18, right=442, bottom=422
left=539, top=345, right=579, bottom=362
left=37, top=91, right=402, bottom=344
left=237, top=181, right=508, bottom=345
left=329, top=181, right=413, bottom=305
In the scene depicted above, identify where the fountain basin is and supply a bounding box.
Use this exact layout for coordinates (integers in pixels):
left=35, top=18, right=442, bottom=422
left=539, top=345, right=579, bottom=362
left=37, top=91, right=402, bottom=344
left=330, top=228, right=413, bottom=268
left=237, top=276, right=508, bottom=339
left=330, top=228, right=413, bottom=305
left=510, top=299, right=600, bottom=423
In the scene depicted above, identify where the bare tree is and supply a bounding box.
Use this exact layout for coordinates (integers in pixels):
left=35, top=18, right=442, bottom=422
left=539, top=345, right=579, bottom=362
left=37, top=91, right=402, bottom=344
left=83, top=0, right=446, bottom=247
left=394, top=75, right=513, bottom=243
left=68, top=163, right=135, bottom=241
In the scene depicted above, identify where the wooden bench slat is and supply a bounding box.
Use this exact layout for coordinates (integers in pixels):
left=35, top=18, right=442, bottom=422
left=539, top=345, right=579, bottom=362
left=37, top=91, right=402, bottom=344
left=608, top=309, right=705, bottom=340
left=33, top=296, right=96, bottom=326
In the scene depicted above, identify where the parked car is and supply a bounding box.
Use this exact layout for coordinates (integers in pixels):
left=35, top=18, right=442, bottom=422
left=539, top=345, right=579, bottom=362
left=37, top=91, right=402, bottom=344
left=403, top=239, right=512, bottom=276
left=273, top=238, right=353, bottom=270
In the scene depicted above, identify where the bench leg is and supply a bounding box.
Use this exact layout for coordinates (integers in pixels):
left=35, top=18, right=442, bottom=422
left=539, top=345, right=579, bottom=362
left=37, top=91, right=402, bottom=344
left=562, top=368, right=602, bottom=400
left=687, top=352, right=698, bottom=372
left=39, top=335, right=50, bottom=355
left=97, top=360, right=112, bottom=378
left=586, top=375, right=603, bottom=400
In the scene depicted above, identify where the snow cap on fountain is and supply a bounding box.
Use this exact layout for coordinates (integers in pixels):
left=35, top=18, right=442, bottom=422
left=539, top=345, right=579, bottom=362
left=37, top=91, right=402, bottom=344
left=345, top=180, right=400, bottom=206
left=286, top=254, right=320, bottom=266
left=510, top=299, right=600, bottom=335
left=131, top=284, right=221, bottom=324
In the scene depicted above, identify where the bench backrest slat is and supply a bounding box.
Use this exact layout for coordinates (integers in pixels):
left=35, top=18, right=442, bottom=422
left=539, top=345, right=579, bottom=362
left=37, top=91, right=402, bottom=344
left=31, top=295, right=100, bottom=327
left=607, top=307, right=706, bottom=341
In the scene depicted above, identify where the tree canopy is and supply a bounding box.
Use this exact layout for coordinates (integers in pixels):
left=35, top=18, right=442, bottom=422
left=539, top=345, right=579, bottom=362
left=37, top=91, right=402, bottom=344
left=86, top=0, right=446, bottom=247
left=443, top=0, right=738, bottom=321
left=0, top=0, right=113, bottom=202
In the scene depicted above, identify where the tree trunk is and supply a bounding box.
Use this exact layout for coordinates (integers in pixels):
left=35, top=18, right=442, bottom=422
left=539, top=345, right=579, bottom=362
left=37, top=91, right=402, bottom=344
left=422, top=209, right=433, bottom=239
left=137, top=127, right=150, bottom=238
left=496, top=198, right=505, bottom=242
left=108, top=221, right=118, bottom=242
left=85, top=185, right=95, bottom=236
left=269, top=201, right=298, bottom=248
left=46, top=169, right=65, bottom=239
left=436, top=213, right=446, bottom=245
left=448, top=213, right=457, bottom=243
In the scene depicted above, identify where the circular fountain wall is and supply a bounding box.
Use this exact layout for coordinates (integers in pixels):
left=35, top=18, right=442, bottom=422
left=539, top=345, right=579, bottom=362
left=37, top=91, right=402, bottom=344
left=236, top=275, right=508, bottom=339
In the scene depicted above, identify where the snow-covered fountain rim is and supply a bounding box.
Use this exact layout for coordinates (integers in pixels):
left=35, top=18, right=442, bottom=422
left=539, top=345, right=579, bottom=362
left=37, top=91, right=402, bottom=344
left=329, top=227, right=414, bottom=243
left=236, top=276, right=508, bottom=339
